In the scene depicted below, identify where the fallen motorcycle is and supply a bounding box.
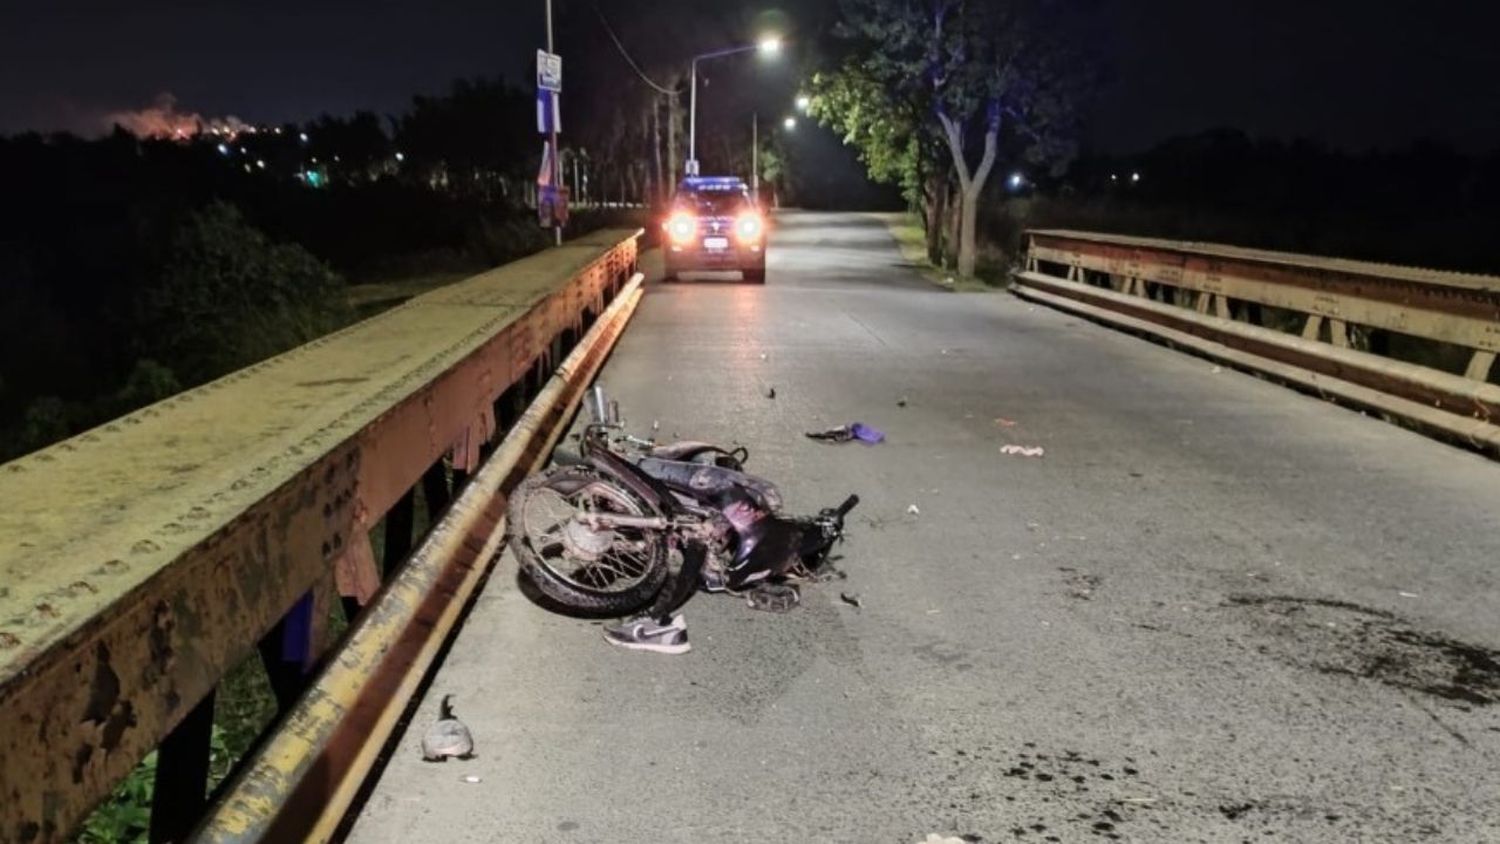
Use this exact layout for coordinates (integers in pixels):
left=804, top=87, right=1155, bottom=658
left=505, top=386, right=858, bottom=615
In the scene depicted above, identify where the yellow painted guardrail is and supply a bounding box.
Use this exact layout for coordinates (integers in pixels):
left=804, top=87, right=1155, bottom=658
left=0, top=229, right=641, bottom=842
left=1013, top=229, right=1500, bottom=455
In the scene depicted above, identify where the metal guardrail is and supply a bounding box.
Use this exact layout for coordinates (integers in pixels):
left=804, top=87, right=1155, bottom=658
left=1013, top=229, right=1500, bottom=454
left=0, top=229, right=642, bottom=843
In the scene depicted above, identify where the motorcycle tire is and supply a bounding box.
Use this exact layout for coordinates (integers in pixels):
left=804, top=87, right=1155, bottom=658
left=505, top=465, right=670, bottom=615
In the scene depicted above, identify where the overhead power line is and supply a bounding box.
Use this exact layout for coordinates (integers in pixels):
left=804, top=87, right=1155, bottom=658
left=593, top=4, right=679, bottom=96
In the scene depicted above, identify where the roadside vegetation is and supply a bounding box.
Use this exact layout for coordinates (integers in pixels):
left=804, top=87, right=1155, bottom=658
left=807, top=1, right=1500, bottom=284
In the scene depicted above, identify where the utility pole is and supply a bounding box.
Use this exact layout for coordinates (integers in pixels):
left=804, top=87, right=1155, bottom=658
left=688, top=60, right=698, bottom=175
left=751, top=112, right=758, bottom=203
left=546, top=0, right=561, bottom=245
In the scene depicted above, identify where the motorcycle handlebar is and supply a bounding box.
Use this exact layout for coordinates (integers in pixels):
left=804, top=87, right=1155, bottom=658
left=833, top=494, right=860, bottom=518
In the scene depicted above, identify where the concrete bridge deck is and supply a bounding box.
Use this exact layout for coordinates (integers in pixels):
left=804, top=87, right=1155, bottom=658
left=348, top=211, right=1500, bottom=843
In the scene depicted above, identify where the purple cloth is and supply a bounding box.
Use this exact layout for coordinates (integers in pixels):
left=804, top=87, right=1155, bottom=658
left=850, top=423, right=885, bottom=444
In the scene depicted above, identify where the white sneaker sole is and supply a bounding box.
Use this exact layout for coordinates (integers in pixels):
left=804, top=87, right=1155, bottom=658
left=602, top=633, right=692, bottom=655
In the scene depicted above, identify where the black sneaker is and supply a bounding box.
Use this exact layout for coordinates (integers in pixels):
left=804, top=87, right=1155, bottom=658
left=602, top=614, right=691, bottom=654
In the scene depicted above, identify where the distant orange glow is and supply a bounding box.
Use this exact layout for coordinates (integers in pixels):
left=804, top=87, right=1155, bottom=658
left=104, top=92, right=253, bottom=141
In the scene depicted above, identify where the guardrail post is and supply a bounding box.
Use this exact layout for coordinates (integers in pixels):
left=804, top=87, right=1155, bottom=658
left=421, top=461, right=452, bottom=524
left=1301, top=314, right=1324, bottom=341
left=257, top=594, right=316, bottom=711
left=148, top=691, right=215, bottom=843
left=383, top=491, right=416, bottom=576
left=1468, top=351, right=1496, bottom=382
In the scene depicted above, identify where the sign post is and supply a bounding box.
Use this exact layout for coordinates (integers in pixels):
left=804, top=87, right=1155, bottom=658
left=539, top=3, right=565, bottom=243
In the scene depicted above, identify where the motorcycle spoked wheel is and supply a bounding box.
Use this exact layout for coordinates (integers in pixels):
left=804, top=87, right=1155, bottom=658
left=505, top=465, right=670, bottom=614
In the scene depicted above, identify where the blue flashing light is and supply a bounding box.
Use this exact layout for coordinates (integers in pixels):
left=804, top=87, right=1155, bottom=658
left=680, top=176, right=748, bottom=192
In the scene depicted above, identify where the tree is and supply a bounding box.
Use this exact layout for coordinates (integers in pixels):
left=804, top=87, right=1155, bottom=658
left=136, top=202, right=348, bottom=385
left=808, top=60, right=951, bottom=262
left=829, top=0, right=1084, bottom=276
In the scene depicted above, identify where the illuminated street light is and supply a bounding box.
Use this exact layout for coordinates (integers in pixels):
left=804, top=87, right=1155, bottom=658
left=298, top=131, right=309, bottom=143
left=216, top=143, right=229, bottom=155
left=1131, top=171, right=1142, bottom=183
left=256, top=159, right=266, bottom=169
left=796, top=95, right=811, bottom=112
left=1008, top=172, right=1024, bottom=190
left=687, top=35, right=785, bottom=175
left=395, top=151, right=405, bottom=162
left=783, top=116, right=797, bottom=130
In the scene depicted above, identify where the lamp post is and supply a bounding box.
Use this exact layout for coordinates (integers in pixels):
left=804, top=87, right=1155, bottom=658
left=751, top=112, right=795, bottom=205
left=688, top=36, right=780, bottom=176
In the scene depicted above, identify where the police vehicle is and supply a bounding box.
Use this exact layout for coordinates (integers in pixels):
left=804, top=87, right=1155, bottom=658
left=660, top=177, right=767, bottom=283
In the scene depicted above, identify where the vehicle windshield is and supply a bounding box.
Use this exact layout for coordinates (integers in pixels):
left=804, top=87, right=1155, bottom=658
left=679, top=191, right=749, bottom=216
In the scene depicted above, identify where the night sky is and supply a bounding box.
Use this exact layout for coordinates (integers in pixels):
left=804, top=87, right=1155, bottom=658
left=3, top=0, right=1498, bottom=153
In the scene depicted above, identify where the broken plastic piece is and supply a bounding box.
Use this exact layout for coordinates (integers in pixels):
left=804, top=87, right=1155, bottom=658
left=840, top=592, right=863, bottom=609
left=1000, top=444, right=1045, bottom=457
left=421, top=695, right=475, bottom=762
left=907, top=504, right=920, bottom=515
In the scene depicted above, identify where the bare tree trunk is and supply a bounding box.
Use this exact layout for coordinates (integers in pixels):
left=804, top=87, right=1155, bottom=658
left=652, top=96, right=666, bottom=205
left=924, top=173, right=948, bottom=265
left=937, top=110, right=999, bottom=278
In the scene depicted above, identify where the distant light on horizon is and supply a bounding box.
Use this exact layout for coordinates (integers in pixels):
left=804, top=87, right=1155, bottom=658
left=298, top=131, right=309, bottom=143
left=394, top=151, right=405, bottom=162
left=1131, top=171, right=1142, bottom=183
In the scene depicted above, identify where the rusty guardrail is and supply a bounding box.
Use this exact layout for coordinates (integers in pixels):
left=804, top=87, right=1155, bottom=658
left=195, top=270, right=645, bottom=843
left=1013, top=229, right=1500, bottom=454
left=0, top=229, right=642, bottom=842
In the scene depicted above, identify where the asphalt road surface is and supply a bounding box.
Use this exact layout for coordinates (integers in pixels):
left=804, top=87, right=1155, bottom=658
left=348, top=211, right=1500, bottom=844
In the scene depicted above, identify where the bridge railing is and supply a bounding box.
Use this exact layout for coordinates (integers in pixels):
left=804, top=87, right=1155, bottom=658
left=0, top=229, right=642, bottom=842
left=1014, top=229, right=1500, bottom=454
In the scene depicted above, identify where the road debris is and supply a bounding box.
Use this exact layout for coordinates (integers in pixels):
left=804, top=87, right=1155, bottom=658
left=1000, top=444, right=1045, bottom=457
left=907, top=504, right=921, bottom=515
left=898, top=396, right=908, bottom=407
left=461, top=775, right=483, bottom=784
left=745, top=582, right=800, bottom=612
left=765, top=385, right=777, bottom=399
left=1398, top=591, right=1419, bottom=598
left=994, top=417, right=1017, bottom=427
left=839, top=591, right=863, bottom=609
left=806, top=423, right=885, bottom=444
left=421, top=694, right=475, bottom=762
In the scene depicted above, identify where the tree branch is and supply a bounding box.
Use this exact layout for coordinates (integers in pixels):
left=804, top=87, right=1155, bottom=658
left=935, top=108, right=971, bottom=190
left=969, top=98, right=1001, bottom=196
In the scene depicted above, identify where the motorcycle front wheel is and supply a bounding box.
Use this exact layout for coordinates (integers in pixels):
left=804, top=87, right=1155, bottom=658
left=505, top=465, right=670, bottom=614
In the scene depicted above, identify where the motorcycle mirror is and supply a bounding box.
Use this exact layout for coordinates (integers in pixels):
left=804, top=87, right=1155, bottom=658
left=587, top=385, right=609, bottom=424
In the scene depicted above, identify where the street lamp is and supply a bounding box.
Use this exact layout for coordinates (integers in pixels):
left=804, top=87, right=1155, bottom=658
left=752, top=112, right=798, bottom=203
left=688, top=35, right=783, bottom=175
